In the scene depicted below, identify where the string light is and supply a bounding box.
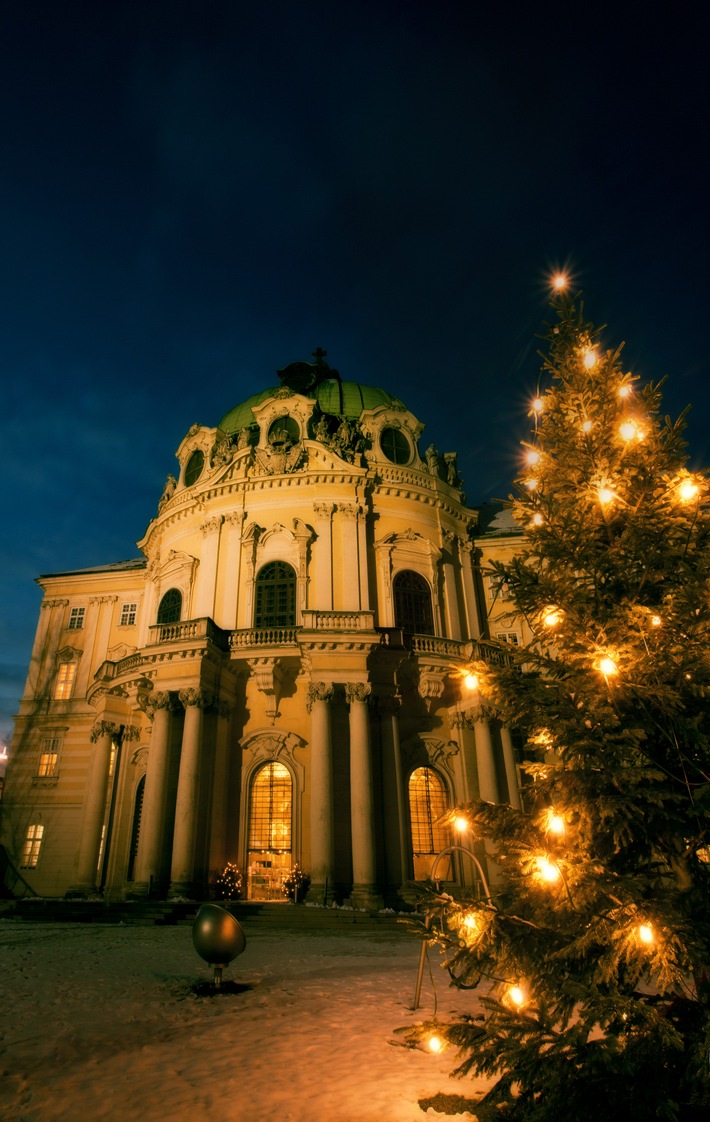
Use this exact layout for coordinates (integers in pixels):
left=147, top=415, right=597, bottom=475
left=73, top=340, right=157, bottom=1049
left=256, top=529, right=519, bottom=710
left=526, top=449, right=542, bottom=466
left=429, top=1035, right=444, bottom=1053
left=582, top=348, right=598, bottom=369
left=650, top=615, right=662, bottom=628
left=531, top=512, right=544, bottom=527
left=618, top=384, right=632, bottom=399
left=546, top=810, right=565, bottom=837
left=542, top=607, right=562, bottom=628
left=678, top=479, right=699, bottom=502
left=637, top=924, right=654, bottom=946
left=454, top=816, right=470, bottom=834
left=463, top=672, right=479, bottom=691
left=525, top=478, right=539, bottom=491
left=598, top=656, right=619, bottom=678
left=507, top=985, right=526, bottom=1008
left=598, top=486, right=616, bottom=506
left=552, top=273, right=568, bottom=291
left=532, top=397, right=544, bottom=414
left=581, top=419, right=593, bottom=434
left=535, top=856, right=561, bottom=884
left=619, top=420, right=639, bottom=442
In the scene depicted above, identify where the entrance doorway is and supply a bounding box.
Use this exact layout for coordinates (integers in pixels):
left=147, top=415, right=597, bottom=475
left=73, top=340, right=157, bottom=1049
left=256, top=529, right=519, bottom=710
left=246, top=761, right=293, bottom=899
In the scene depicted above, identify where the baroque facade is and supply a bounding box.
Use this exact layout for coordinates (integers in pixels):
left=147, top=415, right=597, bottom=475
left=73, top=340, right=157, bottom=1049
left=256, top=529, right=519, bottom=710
left=3, top=355, right=522, bottom=906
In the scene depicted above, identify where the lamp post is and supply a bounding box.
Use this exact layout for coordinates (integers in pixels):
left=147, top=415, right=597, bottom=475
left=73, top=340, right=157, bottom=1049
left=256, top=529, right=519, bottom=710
left=412, top=841, right=492, bottom=1011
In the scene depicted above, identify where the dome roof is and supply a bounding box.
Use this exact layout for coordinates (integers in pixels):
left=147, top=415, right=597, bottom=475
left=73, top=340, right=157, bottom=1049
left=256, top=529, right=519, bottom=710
left=219, top=379, right=395, bottom=435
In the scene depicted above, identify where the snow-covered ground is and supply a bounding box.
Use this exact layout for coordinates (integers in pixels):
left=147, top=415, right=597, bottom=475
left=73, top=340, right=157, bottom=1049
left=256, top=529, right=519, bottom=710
left=0, top=918, right=491, bottom=1122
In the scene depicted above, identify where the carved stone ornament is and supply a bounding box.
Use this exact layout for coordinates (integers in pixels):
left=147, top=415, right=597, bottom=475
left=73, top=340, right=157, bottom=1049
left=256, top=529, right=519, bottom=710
left=345, top=682, right=371, bottom=705
left=179, top=687, right=213, bottom=710
left=90, top=720, right=122, bottom=743
left=131, top=746, right=149, bottom=768
left=210, top=436, right=235, bottom=468
left=200, top=515, right=224, bottom=537
left=148, top=690, right=178, bottom=715
left=253, top=442, right=306, bottom=476
left=306, top=682, right=334, bottom=712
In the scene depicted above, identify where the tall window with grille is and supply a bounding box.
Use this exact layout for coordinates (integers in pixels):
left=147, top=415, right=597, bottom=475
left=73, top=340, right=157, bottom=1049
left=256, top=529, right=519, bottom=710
left=21, top=823, right=44, bottom=868
left=37, top=737, right=60, bottom=777
left=393, top=570, right=434, bottom=635
left=54, top=662, right=76, bottom=700
left=408, top=766, right=450, bottom=880
left=254, top=561, right=297, bottom=628
left=247, top=761, right=293, bottom=899
left=67, top=606, right=85, bottom=630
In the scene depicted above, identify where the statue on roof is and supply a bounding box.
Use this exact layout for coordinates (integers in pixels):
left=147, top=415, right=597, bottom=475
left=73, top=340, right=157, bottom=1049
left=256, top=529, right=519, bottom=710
left=277, top=347, right=341, bottom=394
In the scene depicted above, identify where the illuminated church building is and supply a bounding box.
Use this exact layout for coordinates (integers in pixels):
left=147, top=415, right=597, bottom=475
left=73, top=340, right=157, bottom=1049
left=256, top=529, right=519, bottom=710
left=4, top=354, right=524, bottom=905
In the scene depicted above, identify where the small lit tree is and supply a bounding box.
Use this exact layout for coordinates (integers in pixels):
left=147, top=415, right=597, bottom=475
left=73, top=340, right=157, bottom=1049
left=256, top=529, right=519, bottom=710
left=409, top=285, right=710, bottom=1121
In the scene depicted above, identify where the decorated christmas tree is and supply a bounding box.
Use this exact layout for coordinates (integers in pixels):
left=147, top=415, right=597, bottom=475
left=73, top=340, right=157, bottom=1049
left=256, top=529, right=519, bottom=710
left=409, top=283, right=710, bottom=1121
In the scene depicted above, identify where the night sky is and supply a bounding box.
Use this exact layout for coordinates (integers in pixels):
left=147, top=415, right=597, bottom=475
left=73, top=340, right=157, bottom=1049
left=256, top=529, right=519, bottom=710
left=2, top=1, right=708, bottom=744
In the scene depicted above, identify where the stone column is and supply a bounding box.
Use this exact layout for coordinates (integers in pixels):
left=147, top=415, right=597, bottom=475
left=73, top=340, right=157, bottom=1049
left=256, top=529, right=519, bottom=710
left=313, top=503, right=334, bottom=610
left=194, top=515, right=223, bottom=619
left=474, top=717, right=499, bottom=804
left=28, top=598, right=68, bottom=697
left=346, top=683, right=382, bottom=908
left=209, top=702, right=234, bottom=875
left=306, top=682, right=334, bottom=902
left=221, top=511, right=245, bottom=629
left=170, top=687, right=212, bottom=896
left=357, top=505, right=370, bottom=610
left=442, top=529, right=462, bottom=639
left=379, top=695, right=408, bottom=889
left=71, top=721, right=120, bottom=894
left=133, top=691, right=175, bottom=894
left=459, top=539, right=481, bottom=640
left=339, top=505, right=360, bottom=611
left=500, top=726, right=521, bottom=809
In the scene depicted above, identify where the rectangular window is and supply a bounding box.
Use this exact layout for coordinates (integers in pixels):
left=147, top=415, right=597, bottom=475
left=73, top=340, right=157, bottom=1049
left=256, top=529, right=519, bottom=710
left=486, top=574, right=512, bottom=602
left=495, top=631, right=520, bottom=645
left=119, top=602, right=137, bottom=627
left=21, top=824, right=44, bottom=868
left=68, top=607, right=85, bottom=630
left=37, top=737, right=60, bottom=777
left=54, top=662, right=77, bottom=700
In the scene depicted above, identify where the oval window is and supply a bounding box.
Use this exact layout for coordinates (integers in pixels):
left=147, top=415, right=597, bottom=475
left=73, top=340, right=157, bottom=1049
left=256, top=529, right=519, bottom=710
left=184, top=449, right=205, bottom=486
left=268, top=416, right=300, bottom=446
left=380, top=427, right=410, bottom=464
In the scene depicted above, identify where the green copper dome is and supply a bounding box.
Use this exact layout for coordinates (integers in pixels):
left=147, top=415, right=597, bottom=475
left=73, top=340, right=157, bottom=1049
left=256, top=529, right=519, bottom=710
left=219, top=379, right=395, bottom=435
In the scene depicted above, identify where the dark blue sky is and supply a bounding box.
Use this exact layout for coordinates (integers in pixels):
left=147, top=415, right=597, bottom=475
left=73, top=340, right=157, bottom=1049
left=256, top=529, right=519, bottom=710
left=2, top=1, right=708, bottom=743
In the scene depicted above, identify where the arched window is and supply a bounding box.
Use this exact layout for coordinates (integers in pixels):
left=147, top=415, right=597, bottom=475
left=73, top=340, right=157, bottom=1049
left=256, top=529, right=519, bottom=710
left=254, top=561, right=297, bottom=628
left=393, top=570, right=434, bottom=635
left=408, top=766, right=449, bottom=880
left=247, top=761, right=293, bottom=900
left=126, top=775, right=145, bottom=882
left=157, top=588, right=182, bottom=624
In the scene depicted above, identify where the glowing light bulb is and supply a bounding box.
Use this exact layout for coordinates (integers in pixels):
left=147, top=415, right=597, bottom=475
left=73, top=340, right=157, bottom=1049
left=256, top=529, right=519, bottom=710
left=462, top=912, right=480, bottom=936
left=463, top=672, right=479, bottom=691
left=525, top=478, right=539, bottom=491
left=508, top=985, right=526, bottom=1008
left=678, top=479, right=699, bottom=502
left=619, top=420, right=637, bottom=442
left=598, top=487, right=616, bottom=506
left=536, top=856, right=561, bottom=883
left=637, top=924, right=654, bottom=946
left=454, top=816, right=469, bottom=834
left=552, top=273, right=568, bottom=291
left=598, top=657, right=618, bottom=678
left=531, top=512, right=544, bottom=527
left=532, top=397, right=544, bottom=414
left=547, top=813, right=565, bottom=837
left=582, top=419, right=593, bottom=433
left=526, top=449, right=541, bottom=466
left=429, top=1035, right=443, bottom=1053
left=618, top=385, right=632, bottom=399
left=542, top=608, right=562, bottom=628
left=583, top=348, right=597, bottom=369
left=650, top=615, right=662, bottom=628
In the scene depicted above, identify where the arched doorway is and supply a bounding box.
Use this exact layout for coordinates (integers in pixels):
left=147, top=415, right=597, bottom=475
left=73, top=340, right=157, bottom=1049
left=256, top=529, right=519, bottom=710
left=408, top=766, right=450, bottom=880
left=246, top=761, right=293, bottom=899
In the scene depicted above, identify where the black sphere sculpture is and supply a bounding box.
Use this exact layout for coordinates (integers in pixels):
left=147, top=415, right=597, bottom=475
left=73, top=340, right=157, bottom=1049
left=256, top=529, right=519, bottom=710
left=192, top=903, right=247, bottom=986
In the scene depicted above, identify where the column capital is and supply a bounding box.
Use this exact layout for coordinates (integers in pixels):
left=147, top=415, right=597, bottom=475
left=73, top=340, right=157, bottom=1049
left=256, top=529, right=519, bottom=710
left=313, top=502, right=335, bottom=519
left=179, top=686, right=213, bottom=710
left=307, top=681, right=334, bottom=712
left=90, top=720, right=122, bottom=743
left=147, top=689, right=179, bottom=716
left=345, top=682, right=371, bottom=706
left=200, top=514, right=224, bottom=536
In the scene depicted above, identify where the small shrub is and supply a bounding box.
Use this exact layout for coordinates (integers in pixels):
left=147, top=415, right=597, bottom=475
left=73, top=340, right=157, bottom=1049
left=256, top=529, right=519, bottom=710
left=282, top=864, right=311, bottom=902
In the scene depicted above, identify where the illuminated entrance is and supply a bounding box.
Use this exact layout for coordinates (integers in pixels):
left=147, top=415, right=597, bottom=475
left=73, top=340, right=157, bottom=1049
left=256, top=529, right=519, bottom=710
left=408, top=766, right=450, bottom=880
left=247, top=761, right=293, bottom=899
